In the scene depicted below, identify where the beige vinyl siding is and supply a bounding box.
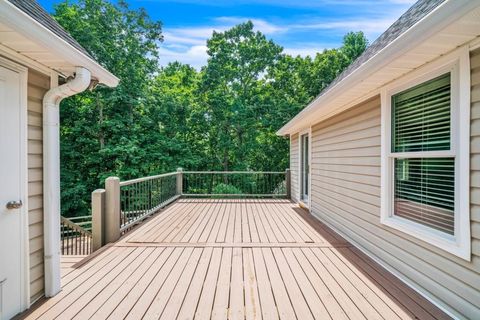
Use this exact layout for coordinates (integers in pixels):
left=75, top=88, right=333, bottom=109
left=471, top=49, right=480, bottom=263
left=290, top=133, right=299, bottom=202
left=27, top=69, right=48, bottom=303
left=307, top=59, right=480, bottom=319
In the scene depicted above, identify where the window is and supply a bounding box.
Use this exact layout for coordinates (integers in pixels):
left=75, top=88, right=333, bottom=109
left=381, top=47, right=470, bottom=260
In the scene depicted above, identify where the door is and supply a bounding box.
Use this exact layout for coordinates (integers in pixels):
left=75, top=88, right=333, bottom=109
left=300, top=132, right=310, bottom=205
left=0, top=65, right=25, bottom=320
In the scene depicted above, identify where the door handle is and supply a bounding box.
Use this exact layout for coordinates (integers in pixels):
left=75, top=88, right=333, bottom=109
left=6, top=200, right=22, bottom=209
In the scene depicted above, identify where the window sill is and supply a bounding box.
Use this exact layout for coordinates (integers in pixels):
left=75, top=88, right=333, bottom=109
left=381, top=215, right=470, bottom=261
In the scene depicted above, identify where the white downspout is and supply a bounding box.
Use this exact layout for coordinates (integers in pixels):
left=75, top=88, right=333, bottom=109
left=43, top=67, right=91, bottom=297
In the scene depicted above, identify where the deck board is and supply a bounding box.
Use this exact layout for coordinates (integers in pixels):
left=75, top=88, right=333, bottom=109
left=21, top=199, right=451, bottom=320
left=60, top=255, right=86, bottom=278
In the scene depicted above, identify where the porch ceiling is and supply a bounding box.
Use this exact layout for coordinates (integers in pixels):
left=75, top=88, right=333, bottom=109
left=21, top=199, right=451, bottom=320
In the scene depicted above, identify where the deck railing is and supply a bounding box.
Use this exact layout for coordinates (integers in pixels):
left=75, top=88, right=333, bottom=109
left=182, top=171, right=287, bottom=197
left=60, top=216, right=92, bottom=255
left=119, top=172, right=179, bottom=233
left=90, top=168, right=290, bottom=252
left=67, top=215, right=92, bottom=232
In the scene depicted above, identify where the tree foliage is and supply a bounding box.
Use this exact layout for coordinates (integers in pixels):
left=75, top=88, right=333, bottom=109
left=53, top=0, right=368, bottom=216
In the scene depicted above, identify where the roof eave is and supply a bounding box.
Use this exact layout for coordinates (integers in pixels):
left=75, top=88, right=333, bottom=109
left=276, top=0, right=478, bottom=136
left=0, top=0, right=119, bottom=87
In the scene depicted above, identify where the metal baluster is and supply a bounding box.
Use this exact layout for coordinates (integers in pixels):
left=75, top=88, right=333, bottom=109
left=61, top=222, right=64, bottom=255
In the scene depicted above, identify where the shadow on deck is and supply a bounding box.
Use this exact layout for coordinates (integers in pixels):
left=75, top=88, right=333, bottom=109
left=20, top=199, right=451, bottom=320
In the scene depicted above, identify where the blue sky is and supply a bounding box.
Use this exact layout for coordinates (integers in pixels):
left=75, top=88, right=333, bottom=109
left=38, top=0, right=416, bottom=69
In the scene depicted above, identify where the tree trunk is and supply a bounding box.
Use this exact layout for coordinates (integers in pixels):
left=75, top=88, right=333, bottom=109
left=223, top=150, right=229, bottom=184
left=97, top=92, right=105, bottom=149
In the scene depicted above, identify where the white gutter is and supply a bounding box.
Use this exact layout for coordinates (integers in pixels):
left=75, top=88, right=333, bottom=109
left=277, top=0, right=480, bottom=136
left=0, top=0, right=119, bottom=87
left=43, top=67, right=91, bottom=297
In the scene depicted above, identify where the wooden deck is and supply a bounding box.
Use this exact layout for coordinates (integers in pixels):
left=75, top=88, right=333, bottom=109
left=23, top=199, right=450, bottom=320
left=60, top=255, right=88, bottom=278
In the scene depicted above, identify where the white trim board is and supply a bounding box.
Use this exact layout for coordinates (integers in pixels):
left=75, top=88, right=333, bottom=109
left=0, top=56, right=30, bottom=309
left=297, top=128, right=312, bottom=209
left=283, top=37, right=480, bottom=138
left=0, top=43, right=53, bottom=76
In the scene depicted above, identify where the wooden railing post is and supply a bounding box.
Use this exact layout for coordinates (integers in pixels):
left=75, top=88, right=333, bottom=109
left=285, top=169, right=291, bottom=200
left=105, top=177, right=121, bottom=243
left=91, top=189, right=105, bottom=251
left=176, top=168, right=183, bottom=196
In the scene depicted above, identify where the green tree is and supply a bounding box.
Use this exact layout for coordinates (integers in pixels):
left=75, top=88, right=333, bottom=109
left=145, top=62, right=205, bottom=171
left=200, top=21, right=283, bottom=171
left=54, top=0, right=163, bottom=216
left=300, top=31, right=368, bottom=98
left=53, top=0, right=367, bottom=217
left=342, top=31, right=368, bottom=64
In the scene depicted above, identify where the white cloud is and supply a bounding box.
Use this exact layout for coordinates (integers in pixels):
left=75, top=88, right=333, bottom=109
left=283, top=47, right=325, bottom=58
left=388, top=0, right=416, bottom=4
left=214, top=17, right=287, bottom=34
left=289, top=18, right=397, bottom=39
left=158, top=0, right=411, bottom=69
left=160, top=17, right=289, bottom=69
left=158, top=45, right=208, bottom=70
left=166, top=26, right=223, bottom=39
left=144, top=0, right=415, bottom=8
left=162, top=32, right=206, bottom=46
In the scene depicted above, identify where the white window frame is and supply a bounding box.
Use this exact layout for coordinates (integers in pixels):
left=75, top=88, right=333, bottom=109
left=298, top=128, right=312, bottom=209
left=380, top=46, right=471, bottom=260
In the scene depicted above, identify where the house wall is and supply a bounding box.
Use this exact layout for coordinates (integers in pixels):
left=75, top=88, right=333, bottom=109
left=287, top=49, right=480, bottom=318
left=471, top=48, right=480, bottom=275
left=27, top=69, right=49, bottom=303
left=289, top=133, right=299, bottom=203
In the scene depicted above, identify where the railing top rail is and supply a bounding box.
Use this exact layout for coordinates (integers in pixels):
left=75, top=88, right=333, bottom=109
left=183, top=193, right=287, bottom=197
left=60, top=216, right=92, bottom=236
left=183, top=171, right=285, bottom=174
left=119, top=172, right=178, bottom=186
left=68, top=215, right=93, bottom=221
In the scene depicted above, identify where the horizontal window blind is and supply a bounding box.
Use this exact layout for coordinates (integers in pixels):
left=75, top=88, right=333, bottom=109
left=392, top=73, right=451, bottom=152
left=394, top=158, right=455, bottom=235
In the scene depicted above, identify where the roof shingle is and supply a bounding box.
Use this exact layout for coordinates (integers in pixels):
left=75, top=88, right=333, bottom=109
left=318, top=0, right=446, bottom=98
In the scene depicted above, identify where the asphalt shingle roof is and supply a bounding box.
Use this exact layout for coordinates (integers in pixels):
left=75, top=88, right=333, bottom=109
left=8, top=0, right=94, bottom=60
left=318, top=0, right=447, bottom=98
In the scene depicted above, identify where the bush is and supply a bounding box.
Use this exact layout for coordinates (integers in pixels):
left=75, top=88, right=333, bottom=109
left=212, top=183, right=242, bottom=195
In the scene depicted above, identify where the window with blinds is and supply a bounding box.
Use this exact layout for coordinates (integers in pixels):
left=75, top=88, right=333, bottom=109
left=392, top=73, right=451, bottom=152
left=391, top=72, right=454, bottom=235
left=394, top=158, right=455, bottom=234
